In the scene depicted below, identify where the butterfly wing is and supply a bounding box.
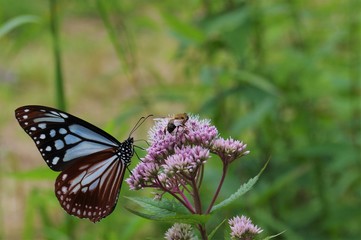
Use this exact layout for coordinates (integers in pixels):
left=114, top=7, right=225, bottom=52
left=15, top=105, right=121, bottom=171
left=55, top=148, right=126, bottom=222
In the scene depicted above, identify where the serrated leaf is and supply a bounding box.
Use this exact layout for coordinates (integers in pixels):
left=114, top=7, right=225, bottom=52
left=124, top=196, right=188, bottom=215
left=125, top=206, right=209, bottom=224
left=212, top=159, right=269, bottom=212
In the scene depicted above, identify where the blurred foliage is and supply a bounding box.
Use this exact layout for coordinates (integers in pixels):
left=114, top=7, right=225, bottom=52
left=0, top=0, right=360, bottom=239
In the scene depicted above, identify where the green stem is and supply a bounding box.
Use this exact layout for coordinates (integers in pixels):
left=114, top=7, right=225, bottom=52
left=197, top=224, right=208, bottom=240
left=206, top=163, right=228, bottom=214
left=49, top=0, right=66, bottom=110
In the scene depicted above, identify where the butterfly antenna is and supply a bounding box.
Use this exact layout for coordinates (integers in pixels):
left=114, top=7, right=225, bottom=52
left=134, top=139, right=150, bottom=146
left=128, top=114, right=153, bottom=138
left=134, top=145, right=146, bottom=151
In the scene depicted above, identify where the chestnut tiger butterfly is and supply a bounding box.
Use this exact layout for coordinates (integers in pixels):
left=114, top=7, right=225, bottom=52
left=15, top=105, right=151, bottom=222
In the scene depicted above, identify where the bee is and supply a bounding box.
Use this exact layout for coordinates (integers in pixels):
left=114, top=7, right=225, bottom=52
left=166, top=113, right=189, bottom=134
left=154, top=113, right=189, bottom=134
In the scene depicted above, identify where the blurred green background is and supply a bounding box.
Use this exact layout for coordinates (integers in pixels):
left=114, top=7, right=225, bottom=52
left=0, top=0, right=359, bottom=239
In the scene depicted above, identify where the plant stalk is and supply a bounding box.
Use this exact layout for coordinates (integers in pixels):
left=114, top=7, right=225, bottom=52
left=49, top=0, right=66, bottom=110
left=206, top=164, right=228, bottom=214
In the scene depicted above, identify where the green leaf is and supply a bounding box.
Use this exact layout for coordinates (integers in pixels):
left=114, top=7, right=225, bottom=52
left=234, top=70, right=280, bottom=96
left=125, top=196, right=188, bottom=215
left=125, top=207, right=209, bottom=224
left=208, top=219, right=227, bottom=240
left=202, top=7, right=249, bottom=35
left=262, top=231, right=286, bottom=240
left=124, top=196, right=210, bottom=224
left=230, top=99, right=275, bottom=132
left=0, top=15, right=40, bottom=38
left=211, top=159, right=269, bottom=212
left=162, top=12, right=205, bottom=44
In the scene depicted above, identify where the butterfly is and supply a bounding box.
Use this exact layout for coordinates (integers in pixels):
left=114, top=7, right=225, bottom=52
left=162, top=113, right=189, bottom=134
left=15, top=105, right=150, bottom=222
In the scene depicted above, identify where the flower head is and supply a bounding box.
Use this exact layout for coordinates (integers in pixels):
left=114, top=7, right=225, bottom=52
left=164, top=223, right=197, bottom=240
left=212, top=137, right=250, bottom=164
left=229, top=215, right=263, bottom=240
left=163, top=146, right=209, bottom=178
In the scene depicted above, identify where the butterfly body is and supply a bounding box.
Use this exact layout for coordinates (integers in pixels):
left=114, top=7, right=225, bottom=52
left=15, top=105, right=136, bottom=222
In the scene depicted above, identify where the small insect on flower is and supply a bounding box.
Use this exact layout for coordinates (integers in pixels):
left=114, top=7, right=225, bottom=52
left=154, top=113, right=189, bottom=134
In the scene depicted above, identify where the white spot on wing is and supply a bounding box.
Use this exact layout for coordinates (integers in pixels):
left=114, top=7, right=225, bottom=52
left=64, top=134, right=81, bottom=144
left=60, top=113, right=68, bottom=118
left=52, top=156, right=60, bottom=165
left=33, top=117, right=64, bottom=123
left=23, top=115, right=28, bottom=119
left=55, top=139, right=64, bottom=150
left=38, top=123, right=47, bottom=129
left=50, top=111, right=60, bottom=116
left=59, top=128, right=67, bottom=134
left=50, top=129, right=56, bottom=137
left=40, top=134, right=46, bottom=139
left=45, top=146, right=52, bottom=151
left=61, top=186, right=67, bottom=193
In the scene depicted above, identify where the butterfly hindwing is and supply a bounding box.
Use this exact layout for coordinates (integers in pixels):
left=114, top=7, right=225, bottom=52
left=15, top=105, right=121, bottom=171
left=55, top=148, right=126, bottom=222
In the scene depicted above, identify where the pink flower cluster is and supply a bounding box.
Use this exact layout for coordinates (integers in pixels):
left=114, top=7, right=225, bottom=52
left=212, top=138, right=249, bottom=164
left=229, top=215, right=263, bottom=240
left=126, top=114, right=249, bottom=195
left=164, top=223, right=196, bottom=240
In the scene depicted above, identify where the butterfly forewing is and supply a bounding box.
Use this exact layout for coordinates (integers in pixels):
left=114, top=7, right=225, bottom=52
left=55, top=148, right=126, bottom=222
left=15, top=105, right=120, bottom=171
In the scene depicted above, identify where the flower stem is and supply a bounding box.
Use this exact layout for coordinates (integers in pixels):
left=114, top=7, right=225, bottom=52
left=178, top=190, right=195, bottom=213
left=197, top=165, right=205, bottom=189
left=197, top=224, right=208, bottom=240
left=206, top=163, right=228, bottom=214
left=155, top=178, right=195, bottom=213
left=191, top=178, right=203, bottom=214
